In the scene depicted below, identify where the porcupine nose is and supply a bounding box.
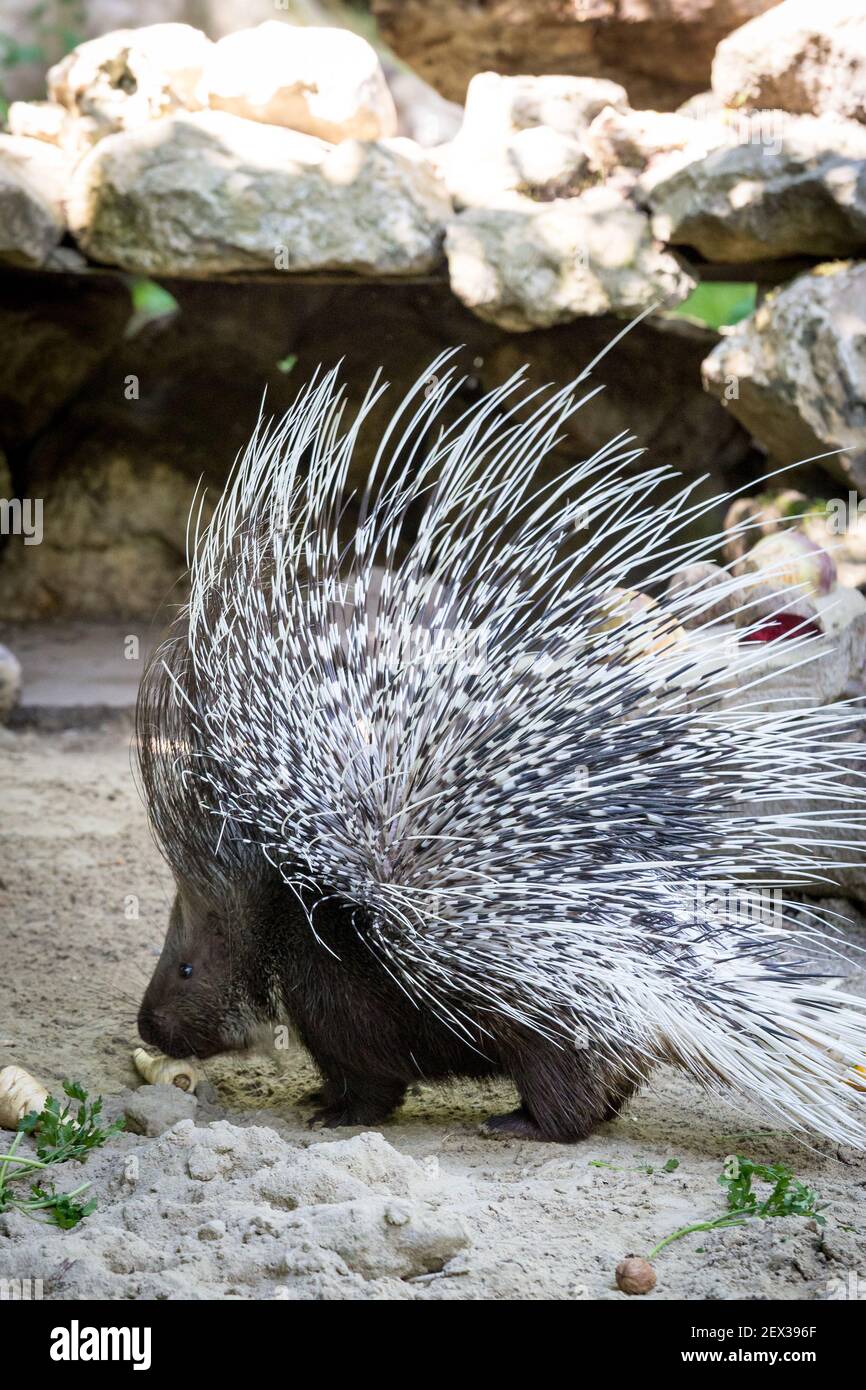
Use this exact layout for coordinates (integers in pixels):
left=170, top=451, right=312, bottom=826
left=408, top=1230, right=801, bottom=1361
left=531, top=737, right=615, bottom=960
left=137, top=1000, right=172, bottom=1053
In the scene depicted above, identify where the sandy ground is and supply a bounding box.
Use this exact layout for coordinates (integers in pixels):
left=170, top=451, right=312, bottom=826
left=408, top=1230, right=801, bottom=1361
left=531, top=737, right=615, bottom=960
left=2, top=721, right=866, bottom=1301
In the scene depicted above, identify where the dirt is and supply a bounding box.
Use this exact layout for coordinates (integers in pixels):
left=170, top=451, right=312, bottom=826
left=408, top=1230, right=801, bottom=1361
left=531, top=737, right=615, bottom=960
left=1, top=722, right=866, bottom=1301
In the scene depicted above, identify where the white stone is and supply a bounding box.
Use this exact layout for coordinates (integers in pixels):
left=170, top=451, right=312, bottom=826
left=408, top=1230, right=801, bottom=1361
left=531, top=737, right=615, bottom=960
left=0, top=135, right=70, bottom=265
left=445, top=185, right=694, bottom=331
left=647, top=113, right=866, bottom=262
left=202, top=22, right=397, bottom=143
left=460, top=72, right=629, bottom=143
left=442, top=71, right=627, bottom=208
left=47, top=23, right=212, bottom=145
left=7, top=101, right=68, bottom=147
left=702, top=262, right=866, bottom=491
left=0, top=644, right=22, bottom=723
left=584, top=104, right=729, bottom=179
left=0, top=135, right=69, bottom=219
left=713, top=0, right=866, bottom=125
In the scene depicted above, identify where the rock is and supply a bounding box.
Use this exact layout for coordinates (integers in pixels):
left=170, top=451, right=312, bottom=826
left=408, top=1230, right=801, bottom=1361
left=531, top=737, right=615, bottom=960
left=0, top=644, right=22, bottom=723
left=748, top=739, right=866, bottom=904
left=370, top=0, right=780, bottom=111
left=584, top=105, right=729, bottom=184
left=441, top=73, right=623, bottom=209
left=505, top=126, right=592, bottom=201
left=666, top=562, right=741, bottom=627
left=648, top=113, right=866, bottom=261
left=47, top=24, right=212, bottom=147
left=445, top=187, right=694, bottom=331
left=676, top=601, right=866, bottom=715
left=281, top=1196, right=469, bottom=1280
left=0, top=135, right=70, bottom=267
left=0, top=136, right=70, bottom=220
left=702, top=262, right=866, bottom=491
left=203, top=21, right=397, bottom=143
left=0, top=167, right=61, bottom=269
left=0, top=273, right=131, bottom=448
left=256, top=1132, right=438, bottom=1211
left=713, top=0, right=866, bottom=125
left=0, top=437, right=208, bottom=620
left=464, top=73, right=629, bottom=138
left=677, top=90, right=729, bottom=121
left=0, top=279, right=753, bottom=619
left=383, top=62, right=464, bottom=147
left=186, top=1145, right=222, bottom=1181
left=67, top=111, right=450, bottom=276
left=6, top=102, right=68, bottom=147
left=124, top=1083, right=197, bottom=1137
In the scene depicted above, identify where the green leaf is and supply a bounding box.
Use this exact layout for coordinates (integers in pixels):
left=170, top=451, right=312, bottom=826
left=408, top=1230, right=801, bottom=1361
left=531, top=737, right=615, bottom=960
left=672, top=282, right=757, bottom=331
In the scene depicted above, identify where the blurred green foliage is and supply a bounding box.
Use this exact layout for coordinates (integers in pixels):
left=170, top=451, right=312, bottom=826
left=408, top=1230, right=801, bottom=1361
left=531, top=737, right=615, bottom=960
left=0, top=0, right=85, bottom=120
left=130, top=278, right=178, bottom=319
left=673, top=281, right=757, bottom=330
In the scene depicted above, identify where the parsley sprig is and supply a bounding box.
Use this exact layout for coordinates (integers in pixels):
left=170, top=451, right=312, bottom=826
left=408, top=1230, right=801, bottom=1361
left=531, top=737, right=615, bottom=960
left=647, top=1153, right=825, bottom=1260
left=0, top=1080, right=124, bottom=1229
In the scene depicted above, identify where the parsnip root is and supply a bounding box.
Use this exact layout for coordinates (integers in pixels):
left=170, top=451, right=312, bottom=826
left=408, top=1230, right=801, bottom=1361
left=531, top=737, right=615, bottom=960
left=0, top=1064, right=49, bottom=1129
left=132, top=1047, right=200, bottom=1092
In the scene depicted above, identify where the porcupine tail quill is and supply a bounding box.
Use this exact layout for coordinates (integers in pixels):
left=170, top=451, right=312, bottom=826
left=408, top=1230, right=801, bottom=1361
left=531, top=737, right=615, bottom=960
left=148, top=347, right=866, bottom=1145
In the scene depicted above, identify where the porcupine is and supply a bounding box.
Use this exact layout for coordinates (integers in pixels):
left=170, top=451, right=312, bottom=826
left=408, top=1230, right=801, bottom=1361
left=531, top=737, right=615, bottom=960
left=136, top=348, right=866, bottom=1145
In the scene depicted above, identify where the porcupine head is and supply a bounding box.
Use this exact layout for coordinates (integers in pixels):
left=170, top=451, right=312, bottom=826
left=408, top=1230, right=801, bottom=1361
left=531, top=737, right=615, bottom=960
left=136, top=350, right=866, bottom=1144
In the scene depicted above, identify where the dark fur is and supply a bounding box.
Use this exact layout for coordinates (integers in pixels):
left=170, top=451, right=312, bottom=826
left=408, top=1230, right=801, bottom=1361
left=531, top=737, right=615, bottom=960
left=138, top=865, right=646, bottom=1142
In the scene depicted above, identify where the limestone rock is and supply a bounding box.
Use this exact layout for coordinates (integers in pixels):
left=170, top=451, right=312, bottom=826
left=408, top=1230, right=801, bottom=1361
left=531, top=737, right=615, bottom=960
left=585, top=105, right=730, bottom=189
left=460, top=73, right=630, bottom=139
left=0, top=135, right=70, bottom=219
left=282, top=1196, right=469, bottom=1280
left=441, top=73, right=623, bottom=209
left=702, top=262, right=866, bottom=491
left=124, top=1084, right=198, bottom=1137
left=370, top=0, right=780, bottom=112
left=0, top=644, right=22, bottom=723
left=0, top=442, right=205, bottom=620
left=67, top=110, right=451, bottom=276
left=647, top=113, right=866, bottom=261
left=0, top=135, right=70, bottom=266
left=384, top=63, right=464, bottom=148
left=446, top=187, right=694, bottom=331
left=0, top=274, right=131, bottom=448
left=6, top=102, right=68, bottom=147
left=47, top=23, right=212, bottom=147
left=713, top=0, right=866, bottom=125
left=203, top=21, right=397, bottom=143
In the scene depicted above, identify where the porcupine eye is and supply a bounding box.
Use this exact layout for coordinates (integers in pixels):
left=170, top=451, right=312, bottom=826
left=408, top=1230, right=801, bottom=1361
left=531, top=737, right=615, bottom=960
left=179, top=963, right=193, bottom=979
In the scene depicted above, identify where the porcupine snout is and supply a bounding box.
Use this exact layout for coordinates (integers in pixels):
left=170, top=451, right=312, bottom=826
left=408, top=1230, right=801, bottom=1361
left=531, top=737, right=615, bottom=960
left=137, top=885, right=262, bottom=1060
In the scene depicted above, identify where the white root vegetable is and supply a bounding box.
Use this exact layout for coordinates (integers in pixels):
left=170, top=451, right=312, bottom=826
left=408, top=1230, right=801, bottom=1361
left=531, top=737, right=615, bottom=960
left=0, top=1065, right=49, bottom=1130
left=132, top=1047, right=199, bottom=1092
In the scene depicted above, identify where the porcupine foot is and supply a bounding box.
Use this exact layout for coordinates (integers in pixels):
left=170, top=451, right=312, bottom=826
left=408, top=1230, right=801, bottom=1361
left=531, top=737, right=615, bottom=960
left=480, top=1041, right=647, bottom=1142
left=480, top=1106, right=549, bottom=1140
left=307, top=1075, right=407, bottom=1129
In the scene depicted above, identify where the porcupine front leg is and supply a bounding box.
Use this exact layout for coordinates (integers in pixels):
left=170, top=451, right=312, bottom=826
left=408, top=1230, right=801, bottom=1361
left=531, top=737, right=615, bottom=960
left=482, top=1037, right=647, bottom=1142
left=305, top=1056, right=407, bottom=1129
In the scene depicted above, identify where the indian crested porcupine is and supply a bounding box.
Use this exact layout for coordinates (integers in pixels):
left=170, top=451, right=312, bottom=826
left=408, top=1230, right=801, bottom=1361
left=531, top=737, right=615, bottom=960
left=136, top=349, right=866, bottom=1145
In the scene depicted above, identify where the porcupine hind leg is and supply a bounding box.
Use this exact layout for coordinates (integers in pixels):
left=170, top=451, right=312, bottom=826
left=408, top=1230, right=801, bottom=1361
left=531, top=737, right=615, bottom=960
left=482, top=1039, right=647, bottom=1142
